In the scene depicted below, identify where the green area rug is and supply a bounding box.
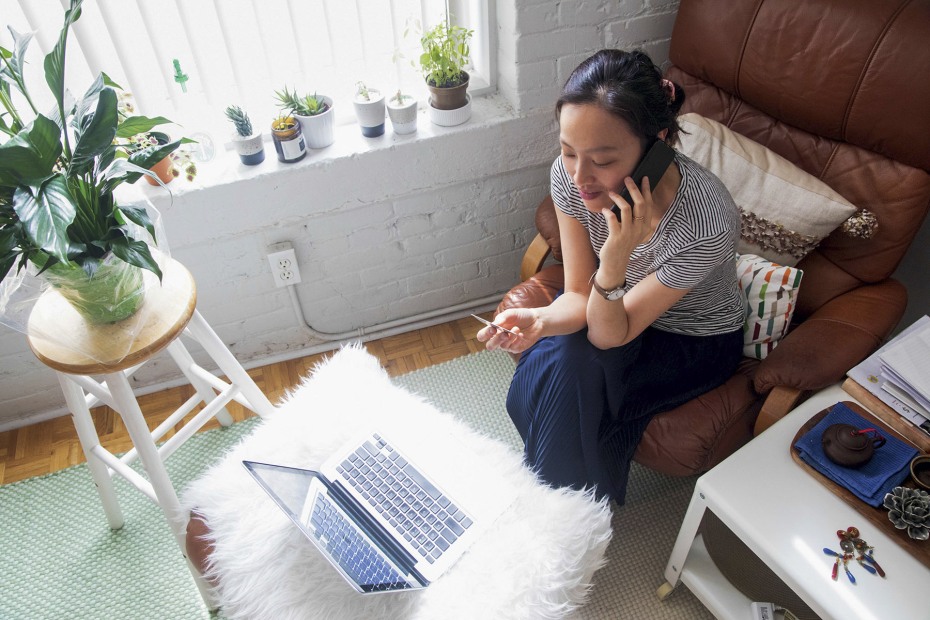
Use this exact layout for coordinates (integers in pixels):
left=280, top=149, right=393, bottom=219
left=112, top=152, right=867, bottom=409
left=0, top=349, right=712, bottom=619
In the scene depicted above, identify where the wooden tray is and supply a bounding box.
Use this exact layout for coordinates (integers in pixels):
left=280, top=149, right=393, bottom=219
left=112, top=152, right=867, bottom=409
left=842, top=378, right=930, bottom=453
left=790, top=401, right=930, bottom=570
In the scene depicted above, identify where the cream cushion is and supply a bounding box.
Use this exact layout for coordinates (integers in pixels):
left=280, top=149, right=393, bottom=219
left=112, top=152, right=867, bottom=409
left=677, top=113, right=858, bottom=266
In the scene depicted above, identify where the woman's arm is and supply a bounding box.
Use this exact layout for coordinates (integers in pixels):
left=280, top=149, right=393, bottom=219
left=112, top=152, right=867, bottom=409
left=479, top=209, right=597, bottom=353
left=585, top=180, right=691, bottom=349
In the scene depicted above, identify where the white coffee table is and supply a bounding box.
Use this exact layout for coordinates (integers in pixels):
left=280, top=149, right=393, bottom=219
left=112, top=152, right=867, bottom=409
left=660, top=385, right=929, bottom=619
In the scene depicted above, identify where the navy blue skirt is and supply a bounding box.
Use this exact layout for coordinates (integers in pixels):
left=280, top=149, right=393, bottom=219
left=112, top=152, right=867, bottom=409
left=506, top=325, right=742, bottom=504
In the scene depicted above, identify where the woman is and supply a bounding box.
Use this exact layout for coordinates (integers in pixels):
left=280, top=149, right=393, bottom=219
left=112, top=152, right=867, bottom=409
left=478, top=49, right=744, bottom=504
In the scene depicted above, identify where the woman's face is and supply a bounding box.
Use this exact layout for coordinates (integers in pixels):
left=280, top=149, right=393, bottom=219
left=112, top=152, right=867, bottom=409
left=559, top=103, right=645, bottom=214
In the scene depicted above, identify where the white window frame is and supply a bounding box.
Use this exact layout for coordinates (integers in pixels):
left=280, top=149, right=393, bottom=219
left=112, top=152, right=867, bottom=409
left=0, top=0, right=495, bottom=137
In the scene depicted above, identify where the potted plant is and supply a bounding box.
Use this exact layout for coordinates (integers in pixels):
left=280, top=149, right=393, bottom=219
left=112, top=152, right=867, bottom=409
left=419, top=20, right=473, bottom=125
left=269, top=115, right=306, bottom=163
left=0, top=0, right=186, bottom=324
left=352, top=82, right=386, bottom=137
left=127, top=131, right=175, bottom=185
left=386, top=89, right=418, bottom=135
left=274, top=86, right=334, bottom=149
left=225, top=105, right=265, bottom=165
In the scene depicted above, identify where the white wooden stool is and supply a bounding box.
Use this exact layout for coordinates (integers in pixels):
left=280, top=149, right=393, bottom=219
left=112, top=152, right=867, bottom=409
left=25, top=257, right=275, bottom=608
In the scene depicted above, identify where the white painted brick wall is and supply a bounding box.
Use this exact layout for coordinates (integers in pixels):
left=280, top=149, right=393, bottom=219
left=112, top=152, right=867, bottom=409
left=0, top=0, right=683, bottom=429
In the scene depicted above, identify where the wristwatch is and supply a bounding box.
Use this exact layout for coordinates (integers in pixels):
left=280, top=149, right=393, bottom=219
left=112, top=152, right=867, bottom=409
left=589, top=271, right=627, bottom=301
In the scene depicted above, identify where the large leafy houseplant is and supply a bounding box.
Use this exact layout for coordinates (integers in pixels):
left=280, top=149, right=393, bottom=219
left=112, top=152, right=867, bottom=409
left=0, top=0, right=186, bottom=322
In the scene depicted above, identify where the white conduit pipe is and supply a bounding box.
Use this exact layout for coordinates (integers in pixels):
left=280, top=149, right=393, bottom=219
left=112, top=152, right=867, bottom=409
left=285, top=285, right=502, bottom=344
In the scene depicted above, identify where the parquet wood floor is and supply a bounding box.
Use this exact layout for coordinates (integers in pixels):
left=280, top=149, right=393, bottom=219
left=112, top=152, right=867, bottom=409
left=0, top=313, right=493, bottom=485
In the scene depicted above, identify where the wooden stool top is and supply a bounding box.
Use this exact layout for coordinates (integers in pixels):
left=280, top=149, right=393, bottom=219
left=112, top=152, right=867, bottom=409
left=27, top=258, right=197, bottom=375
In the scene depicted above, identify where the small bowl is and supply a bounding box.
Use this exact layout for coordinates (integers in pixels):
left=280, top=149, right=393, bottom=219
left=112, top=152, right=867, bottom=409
left=911, top=454, right=930, bottom=490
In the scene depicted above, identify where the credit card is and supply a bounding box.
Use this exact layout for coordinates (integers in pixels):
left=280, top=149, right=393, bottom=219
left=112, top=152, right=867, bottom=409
left=470, top=314, right=518, bottom=336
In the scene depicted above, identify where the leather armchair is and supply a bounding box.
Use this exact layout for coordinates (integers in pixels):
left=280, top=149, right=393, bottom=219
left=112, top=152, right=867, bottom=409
left=498, top=0, right=930, bottom=476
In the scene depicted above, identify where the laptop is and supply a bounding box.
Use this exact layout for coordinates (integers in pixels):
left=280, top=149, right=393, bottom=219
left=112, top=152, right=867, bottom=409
left=243, top=425, right=513, bottom=594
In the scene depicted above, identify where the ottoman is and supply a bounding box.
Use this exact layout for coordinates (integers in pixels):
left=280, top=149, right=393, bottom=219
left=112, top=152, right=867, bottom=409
left=181, top=345, right=612, bottom=619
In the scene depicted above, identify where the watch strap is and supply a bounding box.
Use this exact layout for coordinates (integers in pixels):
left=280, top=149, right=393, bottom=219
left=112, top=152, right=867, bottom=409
left=589, top=271, right=626, bottom=300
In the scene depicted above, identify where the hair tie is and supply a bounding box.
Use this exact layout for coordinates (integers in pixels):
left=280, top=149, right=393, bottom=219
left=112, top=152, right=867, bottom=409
left=661, top=78, right=676, bottom=102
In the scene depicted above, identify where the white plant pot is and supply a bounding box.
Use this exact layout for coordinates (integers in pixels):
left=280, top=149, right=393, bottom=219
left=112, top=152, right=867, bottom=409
left=427, top=94, right=471, bottom=127
left=295, top=96, right=335, bottom=149
left=387, top=97, right=418, bottom=135
left=231, top=132, right=265, bottom=165
left=353, top=90, right=386, bottom=137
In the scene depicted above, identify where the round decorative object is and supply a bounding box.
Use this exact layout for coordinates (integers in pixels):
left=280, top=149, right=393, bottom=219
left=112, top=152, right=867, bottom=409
left=428, top=94, right=471, bottom=127
left=821, top=423, right=885, bottom=467
left=883, top=486, right=930, bottom=541
left=911, top=454, right=930, bottom=490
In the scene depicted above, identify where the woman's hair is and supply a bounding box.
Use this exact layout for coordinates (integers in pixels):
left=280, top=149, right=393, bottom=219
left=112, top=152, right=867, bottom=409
left=556, top=49, right=685, bottom=149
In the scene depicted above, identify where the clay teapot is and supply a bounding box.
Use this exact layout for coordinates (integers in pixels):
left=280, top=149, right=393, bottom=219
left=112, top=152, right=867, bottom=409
left=821, top=424, right=886, bottom=468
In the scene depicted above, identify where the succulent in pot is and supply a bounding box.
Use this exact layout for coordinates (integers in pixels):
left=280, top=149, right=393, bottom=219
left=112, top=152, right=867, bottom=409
left=352, top=82, right=386, bottom=138
left=0, top=0, right=187, bottom=324
left=225, top=105, right=265, bottom=166
left=386, top=89, right=418, bottom=135
left=274, top=86, right=334, bottom=149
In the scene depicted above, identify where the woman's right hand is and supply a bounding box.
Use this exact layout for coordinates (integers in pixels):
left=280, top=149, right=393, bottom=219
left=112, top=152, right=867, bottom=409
left=476, top=308, right=541, bottom=354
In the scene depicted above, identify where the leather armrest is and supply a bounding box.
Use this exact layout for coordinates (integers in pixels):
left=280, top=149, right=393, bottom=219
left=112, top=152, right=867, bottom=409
left=753, top=279, right=907, bottom=396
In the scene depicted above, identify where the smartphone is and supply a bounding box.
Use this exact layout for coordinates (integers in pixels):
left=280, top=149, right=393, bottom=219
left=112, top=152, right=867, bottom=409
left=471, top=314, right=518, bottom=336
left=611, top=140, right=676, bottom=221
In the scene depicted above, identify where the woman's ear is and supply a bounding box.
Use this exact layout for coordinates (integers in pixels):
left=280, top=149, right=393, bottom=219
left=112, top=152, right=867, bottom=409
left=657, top=128, right=669, bottom=142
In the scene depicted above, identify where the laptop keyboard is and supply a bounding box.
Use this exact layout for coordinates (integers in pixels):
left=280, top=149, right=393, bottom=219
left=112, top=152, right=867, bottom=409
left=337, top=433, right=474, bottom=564
left=309, top=492, right=411, bottom=592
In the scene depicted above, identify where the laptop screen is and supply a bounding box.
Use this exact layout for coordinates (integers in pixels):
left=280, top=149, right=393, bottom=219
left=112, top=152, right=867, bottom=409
left=243, top=461, right=420, bottom=593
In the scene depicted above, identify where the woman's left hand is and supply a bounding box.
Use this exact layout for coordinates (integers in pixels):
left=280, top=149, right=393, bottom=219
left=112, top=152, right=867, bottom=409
left=597, top=177, right=655, bottom=284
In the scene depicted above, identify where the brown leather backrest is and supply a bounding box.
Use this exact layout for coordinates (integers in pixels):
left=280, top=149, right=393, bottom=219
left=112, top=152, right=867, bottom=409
left=668, top=0, right=930, bottom=318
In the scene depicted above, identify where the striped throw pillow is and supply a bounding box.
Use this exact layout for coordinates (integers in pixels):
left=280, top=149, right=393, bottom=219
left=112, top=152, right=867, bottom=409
left=737, top=253, right=803, bottom=359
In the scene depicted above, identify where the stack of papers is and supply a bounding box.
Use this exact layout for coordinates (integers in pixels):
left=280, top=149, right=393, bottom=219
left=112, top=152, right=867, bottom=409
left=847, top=315, right=930, bottom=435
left=879, top=321, right=930, bottom=418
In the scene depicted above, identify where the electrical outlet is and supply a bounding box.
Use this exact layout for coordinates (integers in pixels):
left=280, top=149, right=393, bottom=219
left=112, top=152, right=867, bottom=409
left=266, top=245, right=301, bottom=287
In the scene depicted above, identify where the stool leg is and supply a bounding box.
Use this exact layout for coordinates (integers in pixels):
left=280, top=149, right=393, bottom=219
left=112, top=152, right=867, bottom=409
left=57, top=373, right=124, bottom=530
left=104, top=371, right=218, bottom=609
left=185, top=310, right=276, bottom=418
left=166, top=340, right=234, bottom=427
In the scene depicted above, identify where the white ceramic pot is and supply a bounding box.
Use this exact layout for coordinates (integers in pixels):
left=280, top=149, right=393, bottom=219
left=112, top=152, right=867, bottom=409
left=295, top=96, right=335, bottom=149
left=387, top=96, right=418, bottom=135
left=231, top=132, right=265, bottom=165
left=428, top=94, right=471, bottom=127
left=353, top=89, right=386, bottom=137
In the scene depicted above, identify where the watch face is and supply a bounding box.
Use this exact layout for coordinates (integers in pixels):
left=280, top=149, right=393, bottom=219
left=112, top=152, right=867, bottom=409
left=607, top=287, right=625, bottom=301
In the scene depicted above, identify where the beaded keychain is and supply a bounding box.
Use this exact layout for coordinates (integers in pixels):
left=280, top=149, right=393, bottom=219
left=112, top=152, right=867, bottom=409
left=823, top=526, right=886, bottom=583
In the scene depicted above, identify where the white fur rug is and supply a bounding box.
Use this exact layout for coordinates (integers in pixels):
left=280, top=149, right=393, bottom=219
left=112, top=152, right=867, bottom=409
left=181, top=345, right=612, bottom=620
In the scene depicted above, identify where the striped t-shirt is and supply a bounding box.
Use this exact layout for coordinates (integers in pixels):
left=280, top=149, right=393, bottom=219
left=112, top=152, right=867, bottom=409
left=550, top=152, right=744, bottom=336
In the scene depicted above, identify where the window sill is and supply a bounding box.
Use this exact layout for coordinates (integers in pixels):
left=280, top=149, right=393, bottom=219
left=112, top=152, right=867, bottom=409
left=131, top=94, right=518, bottom=202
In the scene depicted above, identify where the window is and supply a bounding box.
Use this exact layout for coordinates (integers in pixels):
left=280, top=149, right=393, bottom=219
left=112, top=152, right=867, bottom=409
left=1, top=0, right=493, bottom=136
